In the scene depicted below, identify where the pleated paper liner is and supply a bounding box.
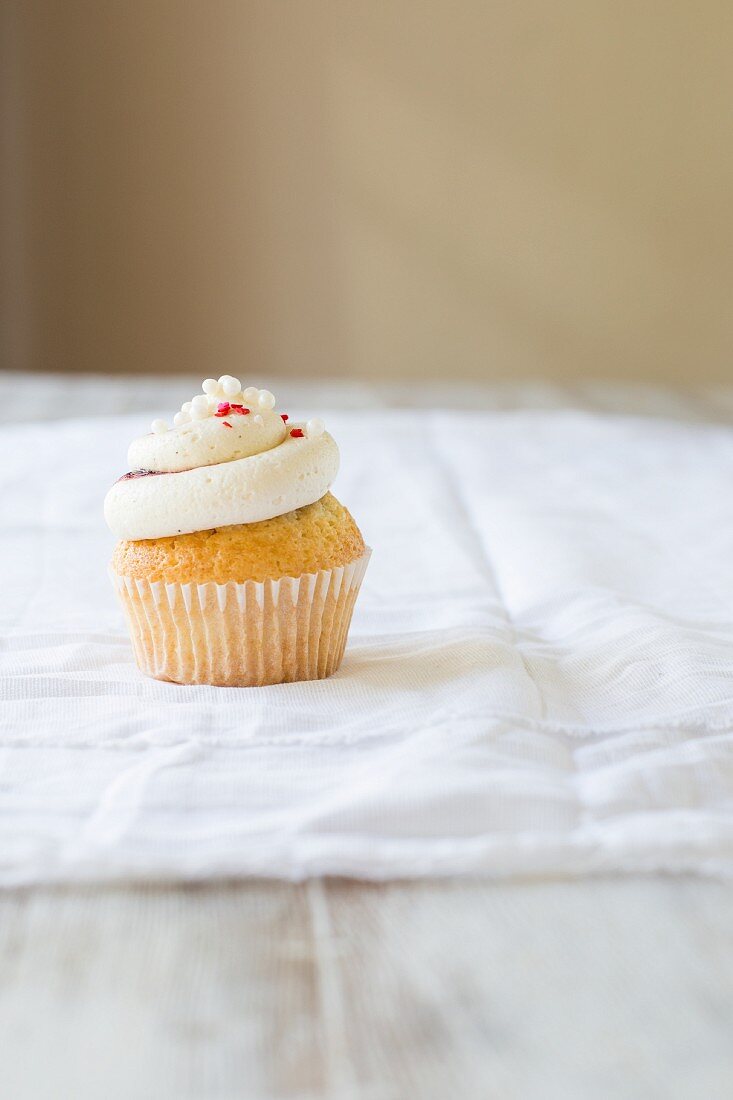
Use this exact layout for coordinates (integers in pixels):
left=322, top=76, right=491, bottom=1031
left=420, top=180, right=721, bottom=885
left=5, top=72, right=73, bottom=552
left=111, top=549, right=371, bottom=687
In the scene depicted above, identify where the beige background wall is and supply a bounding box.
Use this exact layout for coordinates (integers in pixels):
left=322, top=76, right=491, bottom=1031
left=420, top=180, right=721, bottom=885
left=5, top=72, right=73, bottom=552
left=2, top=1, right=732, bottom=382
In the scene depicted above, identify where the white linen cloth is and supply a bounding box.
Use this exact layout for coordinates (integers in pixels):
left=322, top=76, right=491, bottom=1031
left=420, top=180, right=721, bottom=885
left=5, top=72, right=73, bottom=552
left=2, top=380, right=733, bottom=884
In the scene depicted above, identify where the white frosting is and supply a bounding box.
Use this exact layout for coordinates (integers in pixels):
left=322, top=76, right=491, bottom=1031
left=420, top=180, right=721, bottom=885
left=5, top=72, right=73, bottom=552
left=104, top=379, right=339, bottom=540
left=129, top=407, right=286, bottom=473
left=105, top=427, right=339, bottom=540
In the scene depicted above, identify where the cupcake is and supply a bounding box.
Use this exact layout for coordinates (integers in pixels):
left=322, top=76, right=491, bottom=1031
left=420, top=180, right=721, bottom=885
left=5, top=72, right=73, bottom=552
left=104, top=377, right=370, bottom=686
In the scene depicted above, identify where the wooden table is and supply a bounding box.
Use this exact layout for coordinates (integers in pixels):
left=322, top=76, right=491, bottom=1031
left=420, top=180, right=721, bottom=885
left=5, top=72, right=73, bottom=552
left=2, top=878, right=732, bottom=1099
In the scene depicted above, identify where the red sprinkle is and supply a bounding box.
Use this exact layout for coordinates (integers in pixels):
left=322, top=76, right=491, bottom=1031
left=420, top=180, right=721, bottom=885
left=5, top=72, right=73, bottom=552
left=222, top=421, right=233, bottom=428
left=215, top=402, right=231, bottom=416
left=290, top=428, right=304, bottom=438
left=229, top=404, right=250, bottom=415
left=281, top=413, right=289, bottom=422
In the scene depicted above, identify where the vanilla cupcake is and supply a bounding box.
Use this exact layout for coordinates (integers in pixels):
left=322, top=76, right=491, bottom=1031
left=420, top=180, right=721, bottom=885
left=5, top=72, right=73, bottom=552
left=104, top=378, right=370, bottom=686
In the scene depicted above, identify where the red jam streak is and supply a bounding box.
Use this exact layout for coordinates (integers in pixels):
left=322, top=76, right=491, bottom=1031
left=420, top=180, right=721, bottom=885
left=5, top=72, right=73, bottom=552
left=117, top=468, right=166, bottom=481
left=117, top=467, right=194, bottom=481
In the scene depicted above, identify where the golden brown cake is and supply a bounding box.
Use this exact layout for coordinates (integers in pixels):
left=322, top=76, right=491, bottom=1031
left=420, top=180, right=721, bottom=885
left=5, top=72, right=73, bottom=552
left=112, top=493, right=365, bottom=584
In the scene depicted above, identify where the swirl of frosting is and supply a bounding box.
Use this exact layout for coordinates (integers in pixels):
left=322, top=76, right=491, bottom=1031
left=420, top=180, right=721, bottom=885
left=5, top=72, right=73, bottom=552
left=128, top=406, right=287, bottom=473
left=104, top=379, right=339, bottom=540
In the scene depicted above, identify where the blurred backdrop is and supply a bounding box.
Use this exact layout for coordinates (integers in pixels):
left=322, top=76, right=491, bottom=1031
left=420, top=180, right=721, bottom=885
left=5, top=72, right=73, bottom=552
left=2, top=1, right=732, bottom=383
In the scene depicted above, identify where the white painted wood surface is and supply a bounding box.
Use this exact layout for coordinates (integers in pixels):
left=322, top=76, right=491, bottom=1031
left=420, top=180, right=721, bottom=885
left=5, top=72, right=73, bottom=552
left=1, top=879, right=732, bottom=1100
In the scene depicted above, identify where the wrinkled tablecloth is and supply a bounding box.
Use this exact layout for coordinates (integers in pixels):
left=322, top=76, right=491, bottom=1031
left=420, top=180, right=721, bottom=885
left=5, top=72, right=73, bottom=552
left=2, top=377, right=733, bottom=884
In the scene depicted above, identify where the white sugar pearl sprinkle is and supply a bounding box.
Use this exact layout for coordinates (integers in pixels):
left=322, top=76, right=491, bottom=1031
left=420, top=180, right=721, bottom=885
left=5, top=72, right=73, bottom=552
left=202, top=378, right=220, bottom=395
left=190, top=395, right=210, bottom=419
left=182, top=401, right=192, bottom=413
left=253, top=413, right=264, bottom=426
left=306, top=417, right=325, bottom=439
left=243, top=386, right=259, bottom=403
left=151, top=418, right=169, bottom=434
left=219, top=375, right=241, bottom=396
left=258, top=389, right=276, bottom=409
left=173, top=411, right=190, bottom=427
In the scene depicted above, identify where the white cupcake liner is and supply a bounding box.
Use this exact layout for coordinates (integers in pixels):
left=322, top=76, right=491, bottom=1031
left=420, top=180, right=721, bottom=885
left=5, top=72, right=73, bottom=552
left=111, top=549, right=371, bottom=687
